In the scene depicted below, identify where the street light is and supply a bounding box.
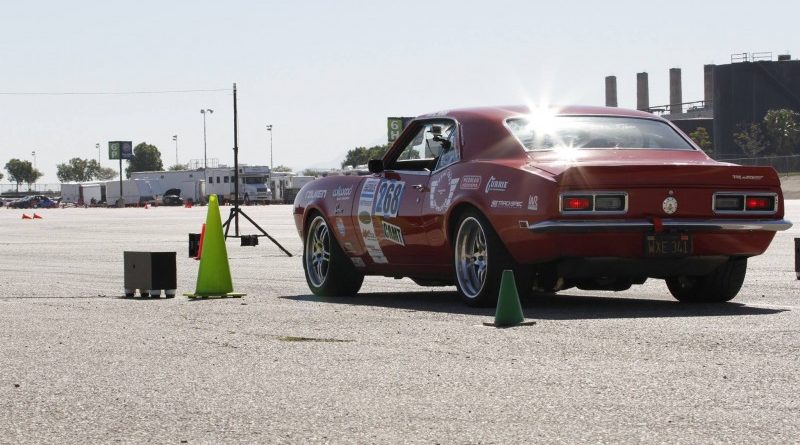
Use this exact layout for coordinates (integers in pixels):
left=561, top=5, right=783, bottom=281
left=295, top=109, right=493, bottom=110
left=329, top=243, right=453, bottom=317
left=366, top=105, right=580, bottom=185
left=200, top=109, right=213, bottom=186
left=96, top=143, right=100, bottom=165
left=172, top=135, right=178, bottom=166
left=266, top=124, right=273, bottom=172
left=31, top=151, right=36, bottom=170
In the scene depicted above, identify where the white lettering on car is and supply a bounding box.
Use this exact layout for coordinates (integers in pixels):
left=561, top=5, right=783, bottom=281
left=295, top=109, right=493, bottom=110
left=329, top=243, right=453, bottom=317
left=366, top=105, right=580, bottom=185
left=381, top=220, right=405, bottom=246
left=484, top=176, right=509, bottom=193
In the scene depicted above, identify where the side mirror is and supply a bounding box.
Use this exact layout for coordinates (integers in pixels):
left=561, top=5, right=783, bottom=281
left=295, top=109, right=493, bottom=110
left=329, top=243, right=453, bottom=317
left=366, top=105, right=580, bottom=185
left=368, top=159, right=384, bottom=174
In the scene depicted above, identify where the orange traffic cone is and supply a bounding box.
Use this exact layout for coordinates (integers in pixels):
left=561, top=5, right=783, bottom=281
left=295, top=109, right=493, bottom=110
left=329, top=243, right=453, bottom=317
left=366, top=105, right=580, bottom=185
left=22, top=214, right=32, bottom=220
left=33, top=213, right=43, bottom=219
left=194, top=223, right=206, bottom=260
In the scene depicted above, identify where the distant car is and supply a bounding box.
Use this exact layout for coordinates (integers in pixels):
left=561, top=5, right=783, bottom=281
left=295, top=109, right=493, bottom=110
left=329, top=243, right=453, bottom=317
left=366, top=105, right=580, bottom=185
left=6, top=195, right=58, bottom=209
left=161, top=188, right=184, bottom=206
left=294, top=105, right=792, bottom=306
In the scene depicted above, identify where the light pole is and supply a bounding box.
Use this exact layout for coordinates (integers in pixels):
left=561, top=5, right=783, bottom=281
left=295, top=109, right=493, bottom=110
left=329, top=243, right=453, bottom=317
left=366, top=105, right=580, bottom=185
left=266, top=124, right=273, bottom=172
left=200, top=109, right=213, bottom=187
left=172, top=135, right=178, bottom=166
left=96, top=143, right=100, bottom=165
left=31, top=151, right=36, bottom=170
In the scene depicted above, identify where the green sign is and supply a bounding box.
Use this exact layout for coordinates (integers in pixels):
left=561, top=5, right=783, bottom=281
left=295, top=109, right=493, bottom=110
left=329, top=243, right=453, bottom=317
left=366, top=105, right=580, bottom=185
left=108, top=141, right=133, bottom=160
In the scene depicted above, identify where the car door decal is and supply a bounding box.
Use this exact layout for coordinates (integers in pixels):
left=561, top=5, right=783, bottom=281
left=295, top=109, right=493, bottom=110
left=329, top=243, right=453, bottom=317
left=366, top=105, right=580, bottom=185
left=429, top=170, right=460, bottom=212
left=357, top=178, right=388, bottom=264
left=373, top=180, right=405, bottom=218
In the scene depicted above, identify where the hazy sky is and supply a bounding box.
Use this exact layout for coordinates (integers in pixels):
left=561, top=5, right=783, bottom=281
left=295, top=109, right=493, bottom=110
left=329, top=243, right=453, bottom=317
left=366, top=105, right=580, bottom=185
left=1, top=0, right=797, bottom=183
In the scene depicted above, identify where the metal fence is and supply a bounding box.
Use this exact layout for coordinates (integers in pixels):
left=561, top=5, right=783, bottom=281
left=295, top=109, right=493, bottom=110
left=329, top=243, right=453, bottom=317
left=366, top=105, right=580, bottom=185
left=0, top=183, right=61, bottom=196
left=714, top=154, right=800, bottom=175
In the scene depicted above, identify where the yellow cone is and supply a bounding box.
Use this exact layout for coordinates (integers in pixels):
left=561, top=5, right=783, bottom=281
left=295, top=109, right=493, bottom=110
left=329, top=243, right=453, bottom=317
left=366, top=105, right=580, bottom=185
left=184, top=194, right=245, bottom=298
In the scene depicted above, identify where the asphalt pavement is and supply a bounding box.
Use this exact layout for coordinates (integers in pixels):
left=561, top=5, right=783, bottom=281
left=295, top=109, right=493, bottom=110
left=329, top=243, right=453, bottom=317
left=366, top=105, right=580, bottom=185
left=1, top=202, right=798, bottom=444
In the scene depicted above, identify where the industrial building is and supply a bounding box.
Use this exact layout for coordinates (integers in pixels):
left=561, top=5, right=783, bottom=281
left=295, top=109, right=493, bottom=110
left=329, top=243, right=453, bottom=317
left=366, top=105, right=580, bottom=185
left=605, top=52, right=800, bottom=158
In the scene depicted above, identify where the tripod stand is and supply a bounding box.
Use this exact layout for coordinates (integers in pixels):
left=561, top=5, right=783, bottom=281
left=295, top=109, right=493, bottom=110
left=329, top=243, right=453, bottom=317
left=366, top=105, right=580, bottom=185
left=222, top=83, right=292, bottom=257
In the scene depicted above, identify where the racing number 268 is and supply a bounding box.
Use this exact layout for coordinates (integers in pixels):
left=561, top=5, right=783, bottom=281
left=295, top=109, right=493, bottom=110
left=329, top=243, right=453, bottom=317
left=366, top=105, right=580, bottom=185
left=375, top=181, right=404, bottom=217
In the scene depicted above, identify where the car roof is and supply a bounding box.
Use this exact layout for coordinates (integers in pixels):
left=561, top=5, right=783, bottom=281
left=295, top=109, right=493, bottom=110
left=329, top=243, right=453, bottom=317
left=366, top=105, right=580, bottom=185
left=412, top=105, right=669, bottom=161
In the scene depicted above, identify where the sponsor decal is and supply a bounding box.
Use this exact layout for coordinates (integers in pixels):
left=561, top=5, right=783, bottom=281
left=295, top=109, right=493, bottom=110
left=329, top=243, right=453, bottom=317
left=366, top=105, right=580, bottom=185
left=732, top=175, right=764, bottom=180
left=429, top=170, right=460, bottom=212
left=343, top=242, right=355, bottom=253
left=491, top=200, right=523, bottom=208
left=336, top=217, right=346, bottom=236
left=305, top=189, right=327, bottom=200
left=350, top=257, right=366, bottom=268
left=373, top=180, right=405, bottom=218
left=381, top=220, right=405, bottom=246
left=528, top=195, right=538, bottom=211
left=334, top=203, right=344, bottom=215
left=518, top=220, right=529, bottom=229
left=484, top=176, right=509, bottom=193
left=333, top=185, right=354, bottom=200
left=460, top=175, right=482, bottom=190
left=357, top=178, right=387, bottom=263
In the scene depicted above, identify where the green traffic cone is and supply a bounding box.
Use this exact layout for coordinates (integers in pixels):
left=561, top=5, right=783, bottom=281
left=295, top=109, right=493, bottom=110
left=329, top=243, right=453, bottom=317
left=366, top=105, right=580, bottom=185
left=493, top=269, right=525, bottom=327
left=184, top=194, right=245, bottom=298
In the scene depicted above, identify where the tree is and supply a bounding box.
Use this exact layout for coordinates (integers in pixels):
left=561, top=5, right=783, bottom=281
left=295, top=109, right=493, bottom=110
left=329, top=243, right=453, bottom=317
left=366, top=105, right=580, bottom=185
left=733, top=123, right=767, bottom=157
left=341, top=144, right=390, bottom=168
left=57, top=158, right=117, bottom=182
left=688, top=127, right=712, bottom=155
left=125, top=142, right=163, bottom=177
left=763, top=109, right=800, bottom=155
left=272, top=165, right=292, bottom=172
left=302, top=169, right=324, bottom=177
left=168, top=164, right=188, bottom=171
left=94, top=164, right=118, bottom=180
left=0, top=172, right=4, bottom=181
left=5, top=159, right=36, bottom=192
left=25, top=168, right=43, bottom=190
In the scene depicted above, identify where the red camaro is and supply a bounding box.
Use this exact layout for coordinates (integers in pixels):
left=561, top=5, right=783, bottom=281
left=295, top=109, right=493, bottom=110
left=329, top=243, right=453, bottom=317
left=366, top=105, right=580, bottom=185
left=294, top=105, right=792, bottom=306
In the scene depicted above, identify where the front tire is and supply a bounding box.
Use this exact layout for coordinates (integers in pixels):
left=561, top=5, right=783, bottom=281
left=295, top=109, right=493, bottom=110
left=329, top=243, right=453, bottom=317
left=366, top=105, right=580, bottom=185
left=666, top=257, right=747, bottom=303
left=453, top=210, right=513, bottom=307
left=303, top=214, right=364, bottom=296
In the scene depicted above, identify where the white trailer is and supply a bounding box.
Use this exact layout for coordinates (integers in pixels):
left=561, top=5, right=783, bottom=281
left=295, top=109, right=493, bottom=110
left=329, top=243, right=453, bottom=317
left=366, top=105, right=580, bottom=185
left=131, top=170, right=205, bottom=202
left=205, top=165, right=272, bottom=203
left=82, top=183, right=105, bottom=205
left=60, top=183, right=81, bottom=204
left=105, top=179, right=156, bottom=206
left=60, top=182, right=106, bottom=205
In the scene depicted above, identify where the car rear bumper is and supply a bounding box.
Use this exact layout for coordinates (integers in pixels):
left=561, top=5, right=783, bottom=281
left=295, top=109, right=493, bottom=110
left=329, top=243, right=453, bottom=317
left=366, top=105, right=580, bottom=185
left=528, top=218, right=793, bottom=233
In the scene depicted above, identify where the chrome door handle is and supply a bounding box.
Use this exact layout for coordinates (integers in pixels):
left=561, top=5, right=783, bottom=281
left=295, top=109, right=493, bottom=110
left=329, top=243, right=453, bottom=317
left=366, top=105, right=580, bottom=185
left=412, top=184, right=427, bottom=192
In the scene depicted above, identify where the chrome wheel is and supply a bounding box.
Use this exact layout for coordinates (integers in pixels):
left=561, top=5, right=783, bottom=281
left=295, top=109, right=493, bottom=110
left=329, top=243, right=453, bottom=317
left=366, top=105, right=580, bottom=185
left=454, top=216, right=488, bottom=299
left=305, top=216, right=331, bottom=288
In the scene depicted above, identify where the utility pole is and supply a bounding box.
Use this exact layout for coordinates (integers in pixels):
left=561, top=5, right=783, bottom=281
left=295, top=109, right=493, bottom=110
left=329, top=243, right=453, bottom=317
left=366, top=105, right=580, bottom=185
left=172, top=135, right=179, bottom=166
left=266, top=124, right=273, bottom=172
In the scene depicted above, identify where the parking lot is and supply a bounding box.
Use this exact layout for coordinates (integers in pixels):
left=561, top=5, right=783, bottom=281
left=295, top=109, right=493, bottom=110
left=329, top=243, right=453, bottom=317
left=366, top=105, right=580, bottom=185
left=1, top=202, right=799, bottom=443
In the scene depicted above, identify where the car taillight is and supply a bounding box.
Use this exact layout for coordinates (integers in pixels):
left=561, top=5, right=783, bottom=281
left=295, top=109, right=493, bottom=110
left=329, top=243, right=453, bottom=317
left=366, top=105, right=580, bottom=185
left=595, top=195, right=626, bottom=211
left=561, top=192, right=627, bottom=214
left=746, top=196, right=774, bottom=211
left=563, top=196, right=593, bottom=211
left=713, top=193, right=776, bottom=213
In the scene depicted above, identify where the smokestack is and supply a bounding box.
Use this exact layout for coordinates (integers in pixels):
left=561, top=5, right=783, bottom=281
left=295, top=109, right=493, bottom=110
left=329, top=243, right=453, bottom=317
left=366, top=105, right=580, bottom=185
left=605, top=76, right=618, bottom=107
left=636, top=72, right=649, bottom=111
left=669, top=68, right=682, bottom=114
left=704, top=64, right=714, bottom=106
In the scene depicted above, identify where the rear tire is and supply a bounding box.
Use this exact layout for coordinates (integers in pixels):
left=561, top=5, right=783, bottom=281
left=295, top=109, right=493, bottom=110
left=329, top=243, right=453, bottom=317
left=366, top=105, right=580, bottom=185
left=452, top=209, right=515, bottom=307
left=666, top=257, right=747, bottom=303
left=303, top=214, right=364, bottom=296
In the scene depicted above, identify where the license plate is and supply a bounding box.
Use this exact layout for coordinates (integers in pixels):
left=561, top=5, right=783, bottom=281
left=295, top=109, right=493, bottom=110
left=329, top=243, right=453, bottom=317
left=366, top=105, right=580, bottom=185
left=644, top=233, right=692, bottom=257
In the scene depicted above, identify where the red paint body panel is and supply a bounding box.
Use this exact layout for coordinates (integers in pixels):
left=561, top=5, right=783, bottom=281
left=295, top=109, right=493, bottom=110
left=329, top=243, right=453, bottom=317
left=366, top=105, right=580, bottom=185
left=294, top=105, right=790, bottom=283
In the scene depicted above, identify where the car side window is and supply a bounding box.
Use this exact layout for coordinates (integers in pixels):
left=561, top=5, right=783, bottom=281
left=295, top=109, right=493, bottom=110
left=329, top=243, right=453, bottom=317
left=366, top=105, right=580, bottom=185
left=389, top=121, right=456, bottom=172
left=434, top=128, right=459, bottom=171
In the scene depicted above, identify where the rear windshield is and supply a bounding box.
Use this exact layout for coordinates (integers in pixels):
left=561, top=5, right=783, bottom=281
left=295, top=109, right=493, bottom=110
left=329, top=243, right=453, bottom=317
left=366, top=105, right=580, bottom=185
left=506, top=116, right=695, bottom=151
